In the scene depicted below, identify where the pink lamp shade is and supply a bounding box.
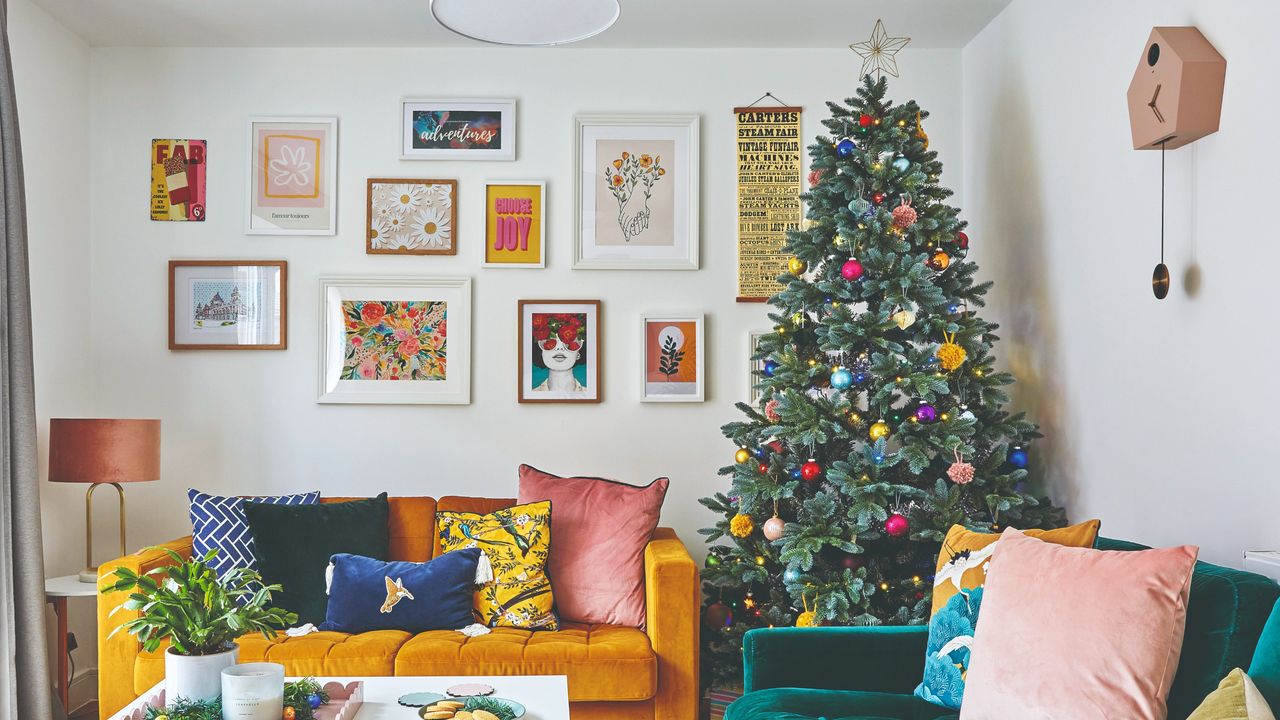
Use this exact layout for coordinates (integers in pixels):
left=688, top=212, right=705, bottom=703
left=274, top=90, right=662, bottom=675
left=48, top=419, right=161, bottom=484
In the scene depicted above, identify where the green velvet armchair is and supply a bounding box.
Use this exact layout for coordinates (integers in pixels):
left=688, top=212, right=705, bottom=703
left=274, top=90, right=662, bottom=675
left=728, top=539, right=1280, bottom=720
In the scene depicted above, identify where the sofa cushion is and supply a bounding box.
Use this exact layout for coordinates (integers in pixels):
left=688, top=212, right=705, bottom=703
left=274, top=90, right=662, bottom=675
left=323, top=496, right=436, bottom=563
left=320, top=549, right=482, bottom=634
left=1098, top=538, right=1280, bottom=719
left=1187, top=668, right=1276, bottom=720
left=726, top=688, right=957, bottom=720
left=395, top=622, right=657, bottom=702
left=187, top=488, right=320, bottom=581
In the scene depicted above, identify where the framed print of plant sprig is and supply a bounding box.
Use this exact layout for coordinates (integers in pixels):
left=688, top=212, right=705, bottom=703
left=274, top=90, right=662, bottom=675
left=641, top=313, right=705, bottom=402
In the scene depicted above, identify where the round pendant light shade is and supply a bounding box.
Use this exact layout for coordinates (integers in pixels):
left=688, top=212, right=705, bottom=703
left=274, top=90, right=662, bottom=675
left=429, top=0, right=620, bottom=46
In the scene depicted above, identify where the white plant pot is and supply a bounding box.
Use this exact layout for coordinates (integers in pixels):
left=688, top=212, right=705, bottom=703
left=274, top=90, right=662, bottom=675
left=165, top=644, right=239, bottom=703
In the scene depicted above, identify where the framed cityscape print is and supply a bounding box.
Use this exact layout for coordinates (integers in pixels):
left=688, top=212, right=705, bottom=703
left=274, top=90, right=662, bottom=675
left=400, top=98, right=516, bottom=161
left=484, top=180, right=545, bottom=268
left=366, top=178, right=457, bottom=255
left=749, top=329, right=769, bottom=404
left=640, top=313, right=705, bottom=402
left=518, top=300, right=601, bottom=404
left=318, top=276, right=471, bottom=405
left=573, top=114, right=699, bottom=270
left=246, top=116, right=337, bottom=235
left=168, top=260, right=286, bottom=350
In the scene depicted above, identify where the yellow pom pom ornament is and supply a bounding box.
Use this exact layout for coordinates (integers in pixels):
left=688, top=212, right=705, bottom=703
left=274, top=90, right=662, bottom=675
left=795, top=594, right=818, bottom=627
left=730, top=513, right=755, bottom=538
left=937, top=331, right=967, bottom=371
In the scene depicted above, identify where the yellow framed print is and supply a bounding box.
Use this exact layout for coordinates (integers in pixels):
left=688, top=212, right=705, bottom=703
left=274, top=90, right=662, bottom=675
left=484, top=180, right=545, bottom=268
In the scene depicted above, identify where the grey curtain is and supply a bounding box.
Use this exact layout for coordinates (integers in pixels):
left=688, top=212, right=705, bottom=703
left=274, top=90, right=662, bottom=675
left=0, top=0, right=55, bottom=718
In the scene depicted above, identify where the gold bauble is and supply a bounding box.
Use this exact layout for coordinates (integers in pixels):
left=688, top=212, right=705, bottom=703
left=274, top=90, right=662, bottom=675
left=930, top=251, right=951, bottom=270
left=788, top=257, right=808, bottom=275
left=795, top=611, right=818, bottom=628
left=869, top=421, right=891, bottom=441
left=735, top=448, right=752, bottom=464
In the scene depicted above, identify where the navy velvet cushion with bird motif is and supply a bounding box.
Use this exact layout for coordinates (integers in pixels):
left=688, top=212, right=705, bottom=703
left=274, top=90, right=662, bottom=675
left=319, top=549, right=482, bottom=634
left=437, top=500, right=559, bottom=631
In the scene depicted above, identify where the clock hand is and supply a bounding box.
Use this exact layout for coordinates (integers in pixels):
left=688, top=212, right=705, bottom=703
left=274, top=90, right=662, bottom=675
left=1148, top=84, right=1165, bottom=123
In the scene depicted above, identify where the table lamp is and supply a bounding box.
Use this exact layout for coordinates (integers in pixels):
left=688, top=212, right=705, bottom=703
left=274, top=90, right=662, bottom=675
left=48, top=419, right=161, bottom=582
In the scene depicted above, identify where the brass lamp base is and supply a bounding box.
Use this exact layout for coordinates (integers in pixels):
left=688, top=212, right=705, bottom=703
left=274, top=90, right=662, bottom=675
left=80, top=481, right=127, bottom=584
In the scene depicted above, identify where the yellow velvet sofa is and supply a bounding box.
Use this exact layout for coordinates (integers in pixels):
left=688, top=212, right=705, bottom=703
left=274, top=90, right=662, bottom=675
left=97, top=495, right=699, bottom=720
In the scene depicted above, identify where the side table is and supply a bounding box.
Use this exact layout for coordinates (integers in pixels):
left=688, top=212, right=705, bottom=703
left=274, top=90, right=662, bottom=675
left=46, top=574, right=98, bottom=711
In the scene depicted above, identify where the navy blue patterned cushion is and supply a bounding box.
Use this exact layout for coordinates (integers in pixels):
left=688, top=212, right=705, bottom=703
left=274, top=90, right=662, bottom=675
left=188, top=488, right=320, bottom=580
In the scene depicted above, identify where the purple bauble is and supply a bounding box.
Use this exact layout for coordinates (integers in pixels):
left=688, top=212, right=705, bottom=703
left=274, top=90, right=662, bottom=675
left=914, top=403, right=938, bottom=424
left=841, top=258, right=864, bottom=281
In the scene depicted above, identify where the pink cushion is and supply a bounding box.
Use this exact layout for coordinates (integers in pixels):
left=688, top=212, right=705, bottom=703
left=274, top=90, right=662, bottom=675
left=517, top=464, right=668, bottom=627
left=961, top=528, right=1198, bottom=720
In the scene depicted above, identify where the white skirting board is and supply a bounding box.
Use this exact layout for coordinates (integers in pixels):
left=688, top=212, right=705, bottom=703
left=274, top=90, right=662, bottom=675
left=1243, top=551, right=1280, bottom=583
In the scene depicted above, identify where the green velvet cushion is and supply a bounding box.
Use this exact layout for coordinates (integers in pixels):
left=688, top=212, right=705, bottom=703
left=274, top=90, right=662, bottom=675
left=1249, top=601, right=1280, bottom=712
left=743, top=626, right=928, bottom=695
left=1096, top=537, right=1280, bottom=720
left=726, top=688, right=957, bottom=720
left=244, top=493, right=390, bottom=625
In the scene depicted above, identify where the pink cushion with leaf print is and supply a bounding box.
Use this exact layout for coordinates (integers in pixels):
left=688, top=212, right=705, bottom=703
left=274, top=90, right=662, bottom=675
left=960, top=528, right=1198, bottom=720
left=517, top=464, right=668, bottom=627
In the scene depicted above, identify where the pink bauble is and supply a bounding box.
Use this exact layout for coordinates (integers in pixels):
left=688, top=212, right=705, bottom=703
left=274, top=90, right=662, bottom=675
left=762, top=516, right=786, bottom=541
left=947, top=461, right=975, bottom=485
left=841, top=259, right=864, bottom=281
left=764, top=399, right=781, bottom=423
left=884, top=513, right=910, bottom=537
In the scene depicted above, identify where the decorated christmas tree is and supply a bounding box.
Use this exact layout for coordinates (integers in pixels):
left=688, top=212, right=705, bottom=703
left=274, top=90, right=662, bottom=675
left=700, top=76, right=1066, bottom=688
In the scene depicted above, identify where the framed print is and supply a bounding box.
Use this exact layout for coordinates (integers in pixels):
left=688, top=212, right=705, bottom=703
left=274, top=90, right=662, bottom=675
left=749, top=329, right=769, bottom=404
left=318, top=276, right=471, bottom=405
left=168, top=260, right=286, bottom=350
left=574, top=113, right=699, bottom=270
left=366, top=178, right=457, bottom=255
left=151, top=139, right=207, bottom=221
left=518, top=300, right=601, bottom=404
left=246, top=116, right=337, bottom=235
left=400, top=98, right=516, bottom=161
left=484, top=180, right=545, bottom=268
left=641, top=313, right=705, bottom=402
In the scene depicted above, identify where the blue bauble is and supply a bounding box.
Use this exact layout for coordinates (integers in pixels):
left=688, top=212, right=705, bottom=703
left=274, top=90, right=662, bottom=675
left=830, top=368, right=854, bottom=390
left=789, top=468, right=803, bottom=480
left=308, top=694, right=323, bottom=710
left=892, top=157, right=910, bottom=172
left=836, top=138, right=857, bottom=157
left=1008, top=447, right=1029, bottom=469
left=783, top=567, right=803, bottom=584
left=763, top=360, right=779, bottom=377
left=752, top=447, right=768, bottom=459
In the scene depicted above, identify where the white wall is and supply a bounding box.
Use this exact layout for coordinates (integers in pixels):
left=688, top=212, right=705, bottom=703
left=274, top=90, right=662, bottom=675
left=9, top=0, right=96, bottom=700
left=963, top=0, right=1278, bottom=565
left=83, top=48, right=963, bottom=558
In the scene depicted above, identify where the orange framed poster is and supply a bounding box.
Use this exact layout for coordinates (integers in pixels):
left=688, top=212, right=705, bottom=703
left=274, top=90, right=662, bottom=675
left=484, top=181, right=545, bottom=268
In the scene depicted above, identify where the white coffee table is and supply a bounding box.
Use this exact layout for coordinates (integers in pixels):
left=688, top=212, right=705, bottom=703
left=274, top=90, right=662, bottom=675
left=112, top=675, right=570, bottom=720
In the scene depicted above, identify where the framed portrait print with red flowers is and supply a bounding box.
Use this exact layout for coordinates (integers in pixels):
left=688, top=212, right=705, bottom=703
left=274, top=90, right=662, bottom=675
left=318, top=276, right=471, bottom=404
left=518, top=300, right=602, bottom=404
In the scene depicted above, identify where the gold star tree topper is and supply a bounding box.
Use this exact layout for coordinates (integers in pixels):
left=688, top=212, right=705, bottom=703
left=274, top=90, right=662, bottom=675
left=850, top=19, right=911, bottom=79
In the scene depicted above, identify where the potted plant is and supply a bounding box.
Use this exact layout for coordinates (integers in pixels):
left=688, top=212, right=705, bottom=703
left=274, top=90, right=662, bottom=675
left=103, top=548, right=297, bottom=703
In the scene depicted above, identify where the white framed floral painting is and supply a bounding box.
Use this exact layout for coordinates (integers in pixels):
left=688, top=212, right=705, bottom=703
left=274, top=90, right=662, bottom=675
left=246, top=116, right=337, bottom=235
left=366, top=178, right=457, bottom=255
left=573, top=114, right=699, bottom=270
left=318, top=276, right=471, bottom=405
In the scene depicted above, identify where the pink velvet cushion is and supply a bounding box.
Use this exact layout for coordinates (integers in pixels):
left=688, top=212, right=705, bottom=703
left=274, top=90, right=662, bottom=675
left=961, top=528, right=1198, bottom=720
left=517, top=464, right=669, bottom=627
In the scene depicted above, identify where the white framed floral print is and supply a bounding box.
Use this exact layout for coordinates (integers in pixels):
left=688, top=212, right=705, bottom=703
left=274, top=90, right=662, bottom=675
left=246, top=116, right=338, bottom=235
left=318, top=276, right=471, bottom=405
left=573, top=114, right=699, bottom=270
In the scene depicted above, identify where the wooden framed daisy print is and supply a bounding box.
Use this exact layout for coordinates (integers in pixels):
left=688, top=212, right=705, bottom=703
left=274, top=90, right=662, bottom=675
left=367, top=178, right=457, bottom=255
left=484, top=180, right=545, bottom=268
left=641, top=313, right=704, bottom=402
left=246, top=116, right=337, bottom=235
left=518, top=300, right=601, bottom=404
left=318, top=276, right=471, bottom=405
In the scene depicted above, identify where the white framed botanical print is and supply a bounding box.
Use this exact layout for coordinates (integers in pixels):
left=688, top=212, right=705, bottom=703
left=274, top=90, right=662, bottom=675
left=573, top=114, right=700, bottom=270
left=318, top=276, right=471, bottom=405
left=640, top=313, right=705, bottom=402
left=749, top=329, right=769, bottom=404
left=400, top=98, right=516, bottom=161
left=246, top=116, right=338, bottom=235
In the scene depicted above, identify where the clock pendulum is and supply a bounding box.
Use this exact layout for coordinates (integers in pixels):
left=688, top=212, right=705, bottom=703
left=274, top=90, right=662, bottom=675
left=1152, top=140, right=1170, bottom=300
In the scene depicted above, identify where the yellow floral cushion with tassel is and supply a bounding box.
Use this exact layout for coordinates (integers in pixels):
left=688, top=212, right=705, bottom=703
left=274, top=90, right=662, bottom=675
left=437, top=501, right=559, bottom=631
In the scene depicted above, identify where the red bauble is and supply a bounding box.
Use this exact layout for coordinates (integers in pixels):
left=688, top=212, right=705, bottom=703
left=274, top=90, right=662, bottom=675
left=872, top=192, right=886, bottom=204
left=800, top=460, right=822, bottom=481
left=884, top=513, right=910, bottom=537
left=841, top=258, right=864, bottom=281
left=704, top=602, right=733, bottom=629
left=956, top=231, right=970, bottom=249
left=858, top=113, right=873, bottom=128
left=757, top=463, right=769, bottom=474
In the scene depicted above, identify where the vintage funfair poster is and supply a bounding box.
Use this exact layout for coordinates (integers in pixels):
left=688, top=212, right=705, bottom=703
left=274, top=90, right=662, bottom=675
left=734, top=107, right=803, bottom=301
left=151, top=139, right=207, bottom=221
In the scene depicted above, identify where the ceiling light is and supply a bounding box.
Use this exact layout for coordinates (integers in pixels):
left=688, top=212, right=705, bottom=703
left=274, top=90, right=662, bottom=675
left=429, top=0, right=621, bottom=47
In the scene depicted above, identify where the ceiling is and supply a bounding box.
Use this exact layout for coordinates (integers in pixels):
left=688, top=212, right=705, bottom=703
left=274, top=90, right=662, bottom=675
left=28, top=0, right=1011, bottom=48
